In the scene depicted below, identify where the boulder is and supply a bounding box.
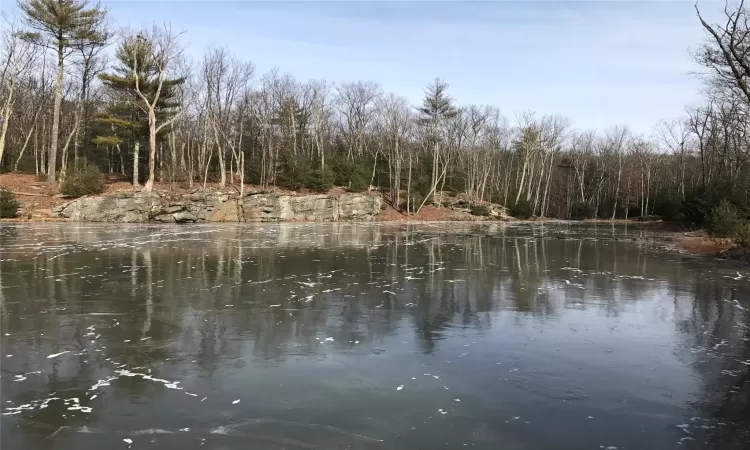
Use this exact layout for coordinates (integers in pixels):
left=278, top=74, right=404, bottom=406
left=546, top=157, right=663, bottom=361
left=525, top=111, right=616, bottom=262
left=338, top=193, right=382, bottom=221
left=242, top=194, right=283, bottom=222
left=54, top=192, right=159, bottom=222
left=284, top=195, right=338, bottom=221
left=487, top=203, right=511, bottom=220
left=208, top=200, right=240, bottom=222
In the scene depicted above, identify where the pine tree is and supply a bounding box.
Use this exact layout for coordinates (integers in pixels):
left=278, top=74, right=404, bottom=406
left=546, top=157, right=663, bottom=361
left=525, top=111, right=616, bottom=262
left=418, top=78, right=457, bottom=207
left=419, top=78, right=458, bottom=126
left=97, top=33, right=184, bottom=187
left=92, top=95, right=144, bottom=185
left=18, top=0, right=108, bottom=185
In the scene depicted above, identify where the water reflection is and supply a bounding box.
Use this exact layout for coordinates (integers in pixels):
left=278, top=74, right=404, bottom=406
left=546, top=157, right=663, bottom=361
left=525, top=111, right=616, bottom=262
left=1, top=222, right=749, bottom=450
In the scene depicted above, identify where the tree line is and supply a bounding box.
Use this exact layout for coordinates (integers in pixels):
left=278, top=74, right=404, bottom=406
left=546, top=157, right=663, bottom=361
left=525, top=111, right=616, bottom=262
left=2, top=0, right=750, bottom=221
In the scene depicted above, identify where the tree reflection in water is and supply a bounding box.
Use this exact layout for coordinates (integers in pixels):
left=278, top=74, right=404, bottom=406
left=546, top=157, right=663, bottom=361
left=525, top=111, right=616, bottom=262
left=0, top=222, right=748, bottom=450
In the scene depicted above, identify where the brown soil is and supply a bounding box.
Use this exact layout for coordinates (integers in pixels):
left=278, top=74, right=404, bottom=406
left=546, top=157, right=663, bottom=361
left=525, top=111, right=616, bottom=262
left=375, top=204, right=481, bottom=222
left=1, top=173, right=61, bottom=217
left=671, top=231, right=735, bottom=256
left=580, top=218, right=690, bottom=232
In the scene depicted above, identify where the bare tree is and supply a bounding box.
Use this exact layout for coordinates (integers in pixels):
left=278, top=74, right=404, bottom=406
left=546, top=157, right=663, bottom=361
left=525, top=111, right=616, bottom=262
left=655, top=119, right=690, bottom=199
left=376, top=93, right=413, bottom=210
left=0, top=20, right=39, bottom=168
left=696, top=0, right=750, bottom=105
left=604, top=125, right=630, bottom=219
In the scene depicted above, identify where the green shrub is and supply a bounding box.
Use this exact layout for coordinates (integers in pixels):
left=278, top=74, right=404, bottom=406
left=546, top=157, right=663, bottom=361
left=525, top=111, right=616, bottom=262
left=347, top=172, right=369, bottom=192
left=470, top=204, right=491, bottom=217
left=735, top=224, right=750, bottom=248
left=277, top=154, right=310, bottom=190
left=277, top=170, right=307, bottom=191
left=707, top=200, right=746, bottom=238
left=306, top=168, right=334, bottom=193
left=570, top=202, right=596, bottom=220
left=330, top=157, right=371, bottom=191
left=653, top=196, right=683, bottom=222
left=510, top=199, right=534, bottom=219
left=330, top=158, right=356, bottom=185
left=681, top=184, right=750, bottom=226
left=0, top=189, right=20, bottom=218
left=681, top=192, right=713, bottom=226
left=60, top=160, right=105, bottom=198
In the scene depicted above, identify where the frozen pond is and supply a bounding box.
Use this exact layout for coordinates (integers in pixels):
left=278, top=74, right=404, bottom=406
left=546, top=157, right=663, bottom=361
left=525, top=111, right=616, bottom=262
left=1, top=222, right=749, bottom=450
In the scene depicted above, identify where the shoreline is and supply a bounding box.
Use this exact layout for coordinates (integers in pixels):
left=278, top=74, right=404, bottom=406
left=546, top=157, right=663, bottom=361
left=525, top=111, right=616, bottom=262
left=1, top=173, right=743, bottom=261
left=1, top=216, right=741, bottom=261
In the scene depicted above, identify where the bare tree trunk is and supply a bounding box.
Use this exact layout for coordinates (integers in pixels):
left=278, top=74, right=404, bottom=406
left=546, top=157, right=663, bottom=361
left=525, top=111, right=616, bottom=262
left=132, top=140, right=140, bottom=186
left=407, top=152, right=413, bottom=215
left=541, top=152, right=555, bottom=216
left=515, top=156, right=528, bottom=204
left=213, top=119, right=226, bottom=187
left=369, top=149, right=379, bottom=190
left=203, top=149, right=212, bottom=189
left=0, top=77, right=15, bottom=167
left=47, top=43, right=65, bottom=184
left=611, top=158, right=622, bottom=220
left=170, top=131, right=177, bottom=185
left=59, top=115, right=80, bottom=180
left=392, top=143, right=401, bottom=209
left=431, top=140, right=439, bottom=204
left=239, top=152, right=245, bottom=198
left=187, top=139, right=194, bottom=189
left=34, top=121, right=40, bottom=175
left=13, top=126, right=34, bottom=172
left=144, top=109, right=157, bottom=192
left=533, top=155, right=546, bottom=214
left=117, top=144, right=125, bottom=175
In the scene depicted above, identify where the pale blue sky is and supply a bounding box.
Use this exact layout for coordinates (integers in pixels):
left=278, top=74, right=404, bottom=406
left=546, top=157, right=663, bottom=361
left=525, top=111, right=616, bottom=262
left=2, top=1, right=727, bottom=132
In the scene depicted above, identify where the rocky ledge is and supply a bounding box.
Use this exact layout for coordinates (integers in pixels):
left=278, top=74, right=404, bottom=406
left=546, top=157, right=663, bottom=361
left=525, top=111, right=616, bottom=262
left=53, top=190, right=383, bottom=223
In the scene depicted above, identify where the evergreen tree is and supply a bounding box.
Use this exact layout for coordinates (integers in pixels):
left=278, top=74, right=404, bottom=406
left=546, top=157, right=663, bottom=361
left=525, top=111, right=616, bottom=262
left=418, top=78, right=457, bottom=207
left=97, top=33, right=184, bottom=187
left=18, top=0, right=108, bottom=185
left=419, top=78, right=458, bottom=127
left=92, top=94, right=144, bottom=184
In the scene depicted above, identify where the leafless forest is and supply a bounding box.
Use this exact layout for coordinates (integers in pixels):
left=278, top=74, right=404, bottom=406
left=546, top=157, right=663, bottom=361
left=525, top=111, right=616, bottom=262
left=2, top=1, right=750, bottom=219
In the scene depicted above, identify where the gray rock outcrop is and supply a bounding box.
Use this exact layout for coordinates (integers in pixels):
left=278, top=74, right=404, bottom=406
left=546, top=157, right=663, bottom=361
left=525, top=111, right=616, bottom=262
left=53, top=190, right=382, bottom=223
